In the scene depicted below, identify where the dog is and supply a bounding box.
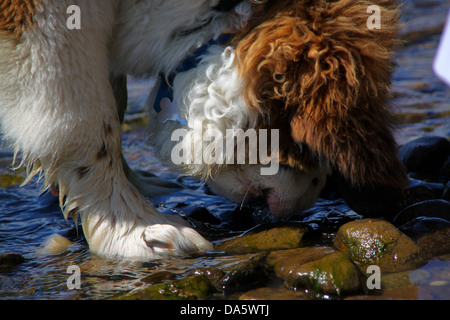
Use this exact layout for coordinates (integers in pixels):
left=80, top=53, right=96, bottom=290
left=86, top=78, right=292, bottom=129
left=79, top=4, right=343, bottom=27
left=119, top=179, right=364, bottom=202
left=0, top=0, right=409, bottom=262
left=149, top=0, right=409, bottom=221
left=0, top=0, right=262, bottom=261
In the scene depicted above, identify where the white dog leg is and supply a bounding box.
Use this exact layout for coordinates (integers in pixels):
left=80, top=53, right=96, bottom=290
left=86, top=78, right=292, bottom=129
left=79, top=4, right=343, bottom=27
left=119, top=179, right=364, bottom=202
left=0, top=0, right=211, bottom=260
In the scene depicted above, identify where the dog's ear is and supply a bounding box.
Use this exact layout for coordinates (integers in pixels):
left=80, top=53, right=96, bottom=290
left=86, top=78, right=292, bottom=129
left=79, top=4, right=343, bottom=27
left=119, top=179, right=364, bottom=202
left=236, top=0, right=409, bottom=193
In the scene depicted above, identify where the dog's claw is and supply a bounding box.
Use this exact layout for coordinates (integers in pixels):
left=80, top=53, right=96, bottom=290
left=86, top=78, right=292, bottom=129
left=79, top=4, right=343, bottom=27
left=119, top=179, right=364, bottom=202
left=143, top=224, right=212, bottom=255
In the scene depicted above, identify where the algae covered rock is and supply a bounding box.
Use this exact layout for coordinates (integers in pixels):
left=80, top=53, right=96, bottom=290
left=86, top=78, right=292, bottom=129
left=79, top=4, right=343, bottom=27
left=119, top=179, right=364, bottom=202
left=215, top=222, right=313, bottom=254
left=117, top=275, right=214, bottom=300
left=285, top=251, right=361, bottom=296
left=334, top=219, right=427, bottom=272
left=0, top=173, right=24, bottom=187
left=217, top=253, right=269, bottom=292
left=267, top=246, right=335, bottom=282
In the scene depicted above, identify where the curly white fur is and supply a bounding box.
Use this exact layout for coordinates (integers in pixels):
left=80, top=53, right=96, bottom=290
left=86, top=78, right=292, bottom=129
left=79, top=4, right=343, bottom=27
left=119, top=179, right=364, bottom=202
left=149, top=45, right=328, bottom=218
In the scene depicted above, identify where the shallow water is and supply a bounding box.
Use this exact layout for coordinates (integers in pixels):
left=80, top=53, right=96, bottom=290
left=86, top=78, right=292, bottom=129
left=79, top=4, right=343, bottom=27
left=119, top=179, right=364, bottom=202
left=1, top=0, right=450, bottom=300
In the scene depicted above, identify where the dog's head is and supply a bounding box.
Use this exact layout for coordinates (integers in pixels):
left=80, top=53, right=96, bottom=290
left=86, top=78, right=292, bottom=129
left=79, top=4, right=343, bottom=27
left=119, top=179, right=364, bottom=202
left=231, top=0, right=409, bottom=216
left=169, top=0, right=409, bottom=218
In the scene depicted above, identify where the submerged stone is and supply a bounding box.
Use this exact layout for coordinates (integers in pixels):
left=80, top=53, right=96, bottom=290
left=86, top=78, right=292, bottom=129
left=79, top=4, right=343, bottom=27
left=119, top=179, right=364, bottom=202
left=393, top=199, right=450, bottom=227
left=217, top=253, right=269, bottom=292
left=41, top=234, right=74, bottom=255
left=267, top=247, right=336, bottom=289
left=116, top=275, right=214, bottom=300
left=215, top=222, right=312, bottom=254
left=334, top=219, right=427, bottom=272
left=0, top=173, right=24, bottom=187
left=0, top=253, right=25, bottom=273
left=399, top=217, right=450, bottom=257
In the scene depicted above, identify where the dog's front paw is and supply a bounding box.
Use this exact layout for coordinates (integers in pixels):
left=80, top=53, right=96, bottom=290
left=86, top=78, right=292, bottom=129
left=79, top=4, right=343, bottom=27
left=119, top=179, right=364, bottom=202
left=143, top=224, right=213, bottom=255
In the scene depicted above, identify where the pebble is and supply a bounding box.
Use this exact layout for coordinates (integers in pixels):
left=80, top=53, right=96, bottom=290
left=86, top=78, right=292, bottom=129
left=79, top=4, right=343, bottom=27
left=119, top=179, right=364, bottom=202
left=116, top=275, right=214, bottom=300
left=399, top=216, right=450, bottom=257
left=286, top=251, right=361, bottom=296
left=41, top=234, right=74, bottom=255
left=334, top=219, right=427, bottom=272
left=0, top=253, right=25, bottom=273
left=216, top=253, right=269, bottom=292
left=393, top=199, right=450, bottom=227
left=215, top=222, right=312, bottom=254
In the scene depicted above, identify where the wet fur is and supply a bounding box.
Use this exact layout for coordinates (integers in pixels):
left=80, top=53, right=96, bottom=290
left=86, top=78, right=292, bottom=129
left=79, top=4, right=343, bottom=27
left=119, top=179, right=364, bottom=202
left=233, top=0, right=409, bottom=214
left=0, top=0, right=254, bottom=260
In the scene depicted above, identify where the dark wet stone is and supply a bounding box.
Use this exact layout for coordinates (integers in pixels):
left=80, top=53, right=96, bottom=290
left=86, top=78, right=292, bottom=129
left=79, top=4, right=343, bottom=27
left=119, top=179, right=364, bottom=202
left=185, top=207, right=221, bottom=225
left=217, top=253, right=269, bottom=292
left=284, top=251, right=362, bottom=296
left=188, top=267, right=225, bottom=286
left=442, top=181, right=450, bottom=201
left=0, top=174, right=25, bottom=188
left=440, top=156, right=450, bottom=181
left=393, top=199, right=450, bottom=227
left=140, top=271, right=176, bottom=284
left=399, top=179, right=445, bottom=209
left=116, top=275, right=214, bottom=300
left=334, top=219, right=427, bottom=273
left=399, top=217, right=450, bottom=257
left=0, top=253, right=25, bottom=273
left=215, top=222, right=313, bottom=254
left=267, top=247, right=335, bottom=284
left=399, top=136, right=450, bottom=177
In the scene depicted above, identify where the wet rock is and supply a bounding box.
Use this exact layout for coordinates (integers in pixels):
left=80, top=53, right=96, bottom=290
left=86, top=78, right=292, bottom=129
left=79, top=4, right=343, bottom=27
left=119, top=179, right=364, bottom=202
left=215, top=223, right=312, bottom=254
left=399, top=217, right=450, bottom=257
left=285, top=251, right=362, bottom=296
left=140, top=271, right=177, bottom=285
left=399, top=179, right=444, bottom=210
left=334, top=219, right=427, bottom=272
left=41, top=234, right=74, bottom=254
left=188, top=267, right=224, bottom=287
left=217, top=253, right=269, bottom=292
left=443, top=181, right=450, bottom=201
left=267, top=247, right=335, bottom=286
left=116, top=275, right=215, bottom=300
left=239, top=286, right=311, bottom=300
left=399, top=136, right=450, bottom=177
left=0, top=253, right=25, bottom=273
left=440, top=156, right=450, bottom=181
left=0, top=173, right=24, bottom=187
left=393, top=199, right=450, bottom=227
left=186, top=207, right=221, bottom=225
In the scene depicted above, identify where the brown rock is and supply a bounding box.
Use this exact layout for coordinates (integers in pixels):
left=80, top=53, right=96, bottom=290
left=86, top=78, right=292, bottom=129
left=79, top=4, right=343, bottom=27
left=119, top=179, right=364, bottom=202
left=334, top=218, right=427, bottom=272
left=215, top=223, right=312, bottom=254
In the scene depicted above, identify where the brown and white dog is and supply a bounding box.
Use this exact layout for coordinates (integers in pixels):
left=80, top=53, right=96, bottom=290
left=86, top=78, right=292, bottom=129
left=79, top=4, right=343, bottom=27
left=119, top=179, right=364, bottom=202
left=0, top=0, right=408, bottom=261
left=0, top=0, right=260, bottom=261
left=150, top=0, right=409, bottom=222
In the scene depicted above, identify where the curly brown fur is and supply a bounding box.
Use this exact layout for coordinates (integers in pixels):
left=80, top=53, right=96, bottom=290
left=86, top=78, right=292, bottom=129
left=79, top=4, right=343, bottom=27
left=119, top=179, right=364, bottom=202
left=234, top=0, right=408, bottom=193
left=0, top=0, right=41, bottom=38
